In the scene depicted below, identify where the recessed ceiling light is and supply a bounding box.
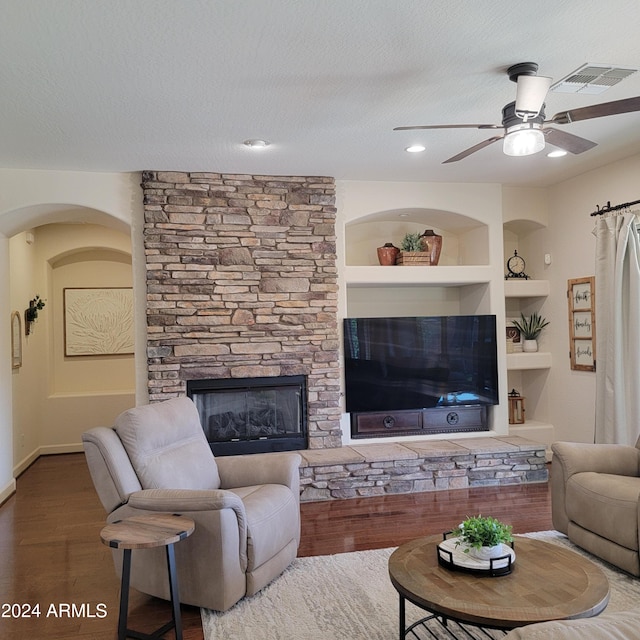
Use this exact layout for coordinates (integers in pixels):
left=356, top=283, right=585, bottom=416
left=243, top=139, right=271, bottom=149
left=405, top=144, right=426, bottom=153
left=547, top=149, right=568, bottom=158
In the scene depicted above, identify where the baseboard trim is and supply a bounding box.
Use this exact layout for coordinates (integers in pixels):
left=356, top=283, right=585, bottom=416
left=0, top=478, right=17, bottom=506
left=13, top=443, right=84, bottom=478
left=13, top=448, right=41, bottom=478
left=39, top=443, right=84, bottom=456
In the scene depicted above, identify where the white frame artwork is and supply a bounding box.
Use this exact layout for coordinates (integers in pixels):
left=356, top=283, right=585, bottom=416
left=64, top=288, right=134, bottom=356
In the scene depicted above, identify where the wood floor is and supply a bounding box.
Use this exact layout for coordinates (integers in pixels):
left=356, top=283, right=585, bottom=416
left=0, top=453, right=552, bottom=639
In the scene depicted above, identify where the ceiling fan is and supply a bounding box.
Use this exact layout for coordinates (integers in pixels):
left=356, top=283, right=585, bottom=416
left=394, top=62, right=640, bottom=163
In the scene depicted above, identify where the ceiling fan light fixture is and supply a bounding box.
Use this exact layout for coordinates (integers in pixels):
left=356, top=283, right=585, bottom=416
left=405, top=144, right=426, bottom=153
left=503, top=123, right=545, bottom=156
left=515, top=75, right=552, bottom=120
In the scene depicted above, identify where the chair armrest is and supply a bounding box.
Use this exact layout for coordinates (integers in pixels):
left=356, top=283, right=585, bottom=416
left=118, top=488, right=249, bottom=573
left=216, top=452, right=301, bottom=494
left=128, top=488, right=246, bottom=515
left=552, top=442, right=640, bottom=479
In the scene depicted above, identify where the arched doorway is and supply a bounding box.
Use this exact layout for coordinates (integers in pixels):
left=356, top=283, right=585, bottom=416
left=0, top=169, right=143, bottom=499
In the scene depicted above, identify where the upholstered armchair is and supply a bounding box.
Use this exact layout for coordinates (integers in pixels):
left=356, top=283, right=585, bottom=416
left=82, top=397, right=301, bottom=611
left=551, top=440, right=640, bottom=577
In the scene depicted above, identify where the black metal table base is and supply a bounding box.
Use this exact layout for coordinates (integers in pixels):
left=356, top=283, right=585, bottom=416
left=400, top=594, right=508, bottom=640
left=118, top=544, right=183, bottom=640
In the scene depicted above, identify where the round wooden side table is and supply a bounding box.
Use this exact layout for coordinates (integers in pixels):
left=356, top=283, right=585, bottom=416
left=100, top=513, right=195, bottom=640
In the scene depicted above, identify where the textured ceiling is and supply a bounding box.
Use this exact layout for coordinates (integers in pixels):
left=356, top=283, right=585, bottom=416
left=2, top=0, right=640, bottom=186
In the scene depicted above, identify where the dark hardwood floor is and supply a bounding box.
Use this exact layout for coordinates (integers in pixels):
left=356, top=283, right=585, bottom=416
left=0, top=453, right=551, bottom=639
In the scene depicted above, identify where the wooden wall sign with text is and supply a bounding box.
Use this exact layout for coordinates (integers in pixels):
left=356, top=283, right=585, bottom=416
left=567, top=276, right=596, bottom=371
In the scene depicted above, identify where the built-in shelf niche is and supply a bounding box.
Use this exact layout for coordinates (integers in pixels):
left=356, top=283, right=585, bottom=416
left=344, top=209, right=489, bottom=267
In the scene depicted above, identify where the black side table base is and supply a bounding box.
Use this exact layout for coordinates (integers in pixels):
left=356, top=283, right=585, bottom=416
left=123, top=620, right=176, bottom=640
left=117, top=544, right=183, bottom=640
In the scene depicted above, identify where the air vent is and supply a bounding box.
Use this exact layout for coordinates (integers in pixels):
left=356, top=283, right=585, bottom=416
left=551, top=64, right=637, bottom=95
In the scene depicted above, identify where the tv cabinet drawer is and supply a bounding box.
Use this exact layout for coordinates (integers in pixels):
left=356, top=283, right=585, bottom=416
left=422, top=406, right=487, bottom=431
left=353, top=411, right=421, bottom=435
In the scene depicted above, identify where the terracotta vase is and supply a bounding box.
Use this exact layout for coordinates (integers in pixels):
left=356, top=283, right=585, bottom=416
left=377, top=242, right=400, bottom=266
left=419, top=229, right=443, bottom=266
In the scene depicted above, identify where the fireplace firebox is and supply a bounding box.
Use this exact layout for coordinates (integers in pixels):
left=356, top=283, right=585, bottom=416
left=186, top=375, right=308, bottom=456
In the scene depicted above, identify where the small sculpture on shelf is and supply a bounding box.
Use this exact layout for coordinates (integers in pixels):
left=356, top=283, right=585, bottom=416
left=508, top=389, right=526, bottom=424
left=419, top=229, right=443, bottom=266
left=376, top=242, right=400, bottom=266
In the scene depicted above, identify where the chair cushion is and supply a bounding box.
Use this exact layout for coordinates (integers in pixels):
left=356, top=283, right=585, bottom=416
left=566, top=472, right=640, bottom=551
left=115, top=397, right=221, bottom=490
left=230, top=484, right=298, bottom=570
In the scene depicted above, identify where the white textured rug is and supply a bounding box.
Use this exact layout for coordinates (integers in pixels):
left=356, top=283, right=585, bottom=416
left=201, top=531, right=640, bottom=640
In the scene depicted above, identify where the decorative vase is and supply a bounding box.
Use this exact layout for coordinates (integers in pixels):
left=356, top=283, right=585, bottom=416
left=419, top=229, right=443, bottom=266
left=522, top=339, right=538, bottom=353
left=468, top=544, right=505, bottom=561
left=377, top=243, right=400, bottom=266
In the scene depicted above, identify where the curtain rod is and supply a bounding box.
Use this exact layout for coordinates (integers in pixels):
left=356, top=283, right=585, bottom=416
left=590, top=199, right=640, bottom=216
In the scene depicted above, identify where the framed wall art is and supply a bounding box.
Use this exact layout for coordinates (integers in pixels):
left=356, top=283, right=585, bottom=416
left=11, top=311, right=22, bottom=369
left=567, top=276, right=595, bottom=371
left=505, top=320, right=522, bottom=354
left=64, top=287, right=134, bottom=357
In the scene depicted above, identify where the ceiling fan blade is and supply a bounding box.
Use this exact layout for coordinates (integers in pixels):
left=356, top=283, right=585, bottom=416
left=543, top=127, right=597, bottom=154
left=442, top=135, right=504, bottom=163
left=515, top=75, right=552, bottom=118
left=393, top=123, right=502, bottom=131
left=549, top=96, right=640, bottom=124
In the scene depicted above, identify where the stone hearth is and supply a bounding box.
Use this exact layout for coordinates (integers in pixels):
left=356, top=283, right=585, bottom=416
left=298, top=436, right=547, bottom=501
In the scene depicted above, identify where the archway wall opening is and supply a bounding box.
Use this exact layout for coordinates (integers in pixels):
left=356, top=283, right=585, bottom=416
left=0, top=169, right=144, bottom=484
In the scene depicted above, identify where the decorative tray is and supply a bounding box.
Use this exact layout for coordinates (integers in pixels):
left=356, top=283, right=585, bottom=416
left=436, top=534, right=515, bottom=576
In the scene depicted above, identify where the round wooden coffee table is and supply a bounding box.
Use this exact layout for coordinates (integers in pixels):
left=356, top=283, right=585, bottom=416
left=388, top=535, right=610, bottom=639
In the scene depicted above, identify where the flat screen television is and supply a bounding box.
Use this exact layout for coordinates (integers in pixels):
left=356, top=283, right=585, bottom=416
left=343, top=315, right=499, bottom=414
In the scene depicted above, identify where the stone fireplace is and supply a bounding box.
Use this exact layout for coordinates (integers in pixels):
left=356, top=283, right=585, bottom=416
left=142, top=171, right=342, bottom=449
left=187, top=374, right=307, bottom=456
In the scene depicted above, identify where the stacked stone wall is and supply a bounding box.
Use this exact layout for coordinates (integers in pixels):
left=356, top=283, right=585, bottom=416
left=298, top=438, right=548, bottom=501
left=141, top=171, right=341, bottom=448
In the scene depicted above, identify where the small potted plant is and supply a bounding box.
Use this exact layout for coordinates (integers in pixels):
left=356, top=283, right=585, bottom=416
left=454, top=515, right=513, bottom=560
left=511, top=312, right=549, bottom=353
left=397, top=232, right=430, bottom=265
left=24, top=295, right=46, bottom=335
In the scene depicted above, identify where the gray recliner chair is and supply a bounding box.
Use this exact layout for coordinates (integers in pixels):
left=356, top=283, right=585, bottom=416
left=82, top=397, right=301, bottom=612
left=551, top=440, right=640, bottom=577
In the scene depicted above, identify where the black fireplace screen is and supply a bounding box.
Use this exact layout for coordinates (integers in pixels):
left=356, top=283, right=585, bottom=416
left=187, top=375, right=307, bottom=455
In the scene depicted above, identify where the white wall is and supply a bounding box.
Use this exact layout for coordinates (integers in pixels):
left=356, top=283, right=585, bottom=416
left=540, top=153, right=640, bottom=443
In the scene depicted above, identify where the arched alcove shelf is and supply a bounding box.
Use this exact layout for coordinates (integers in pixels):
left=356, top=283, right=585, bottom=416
left=345, top=207, right=489, bottom=268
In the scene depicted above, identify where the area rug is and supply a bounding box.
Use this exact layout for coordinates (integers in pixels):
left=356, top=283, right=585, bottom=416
left=201, top=531, right=640, bottom=640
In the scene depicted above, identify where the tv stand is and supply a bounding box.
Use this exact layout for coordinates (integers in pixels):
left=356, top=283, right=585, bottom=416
left=351, top=405, right=488, bottom=439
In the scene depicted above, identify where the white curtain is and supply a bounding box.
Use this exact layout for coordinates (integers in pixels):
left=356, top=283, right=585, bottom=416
left=594, top=210, right=640, bottom=444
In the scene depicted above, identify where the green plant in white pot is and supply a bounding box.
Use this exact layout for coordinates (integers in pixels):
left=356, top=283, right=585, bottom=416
left=454, top=515, right=513, bottom=560
left=512, top=312, right=549, bottom=353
